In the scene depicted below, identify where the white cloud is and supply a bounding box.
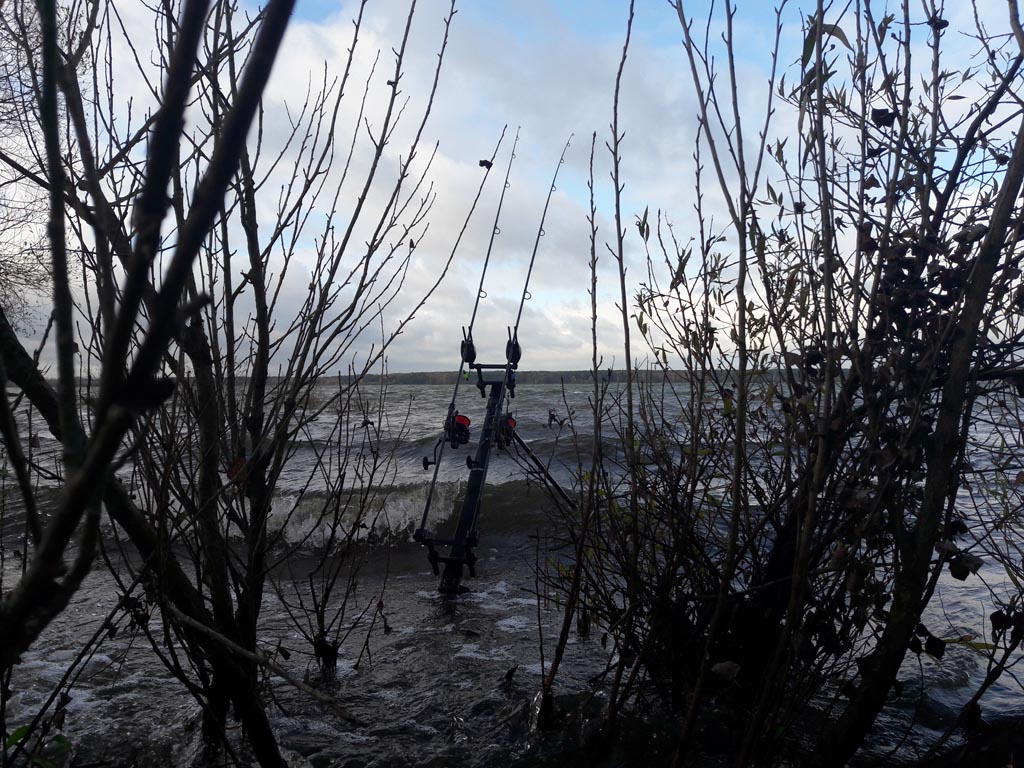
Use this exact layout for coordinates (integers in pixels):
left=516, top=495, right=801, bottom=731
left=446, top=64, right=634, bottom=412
left=240, top=0, right=710, bottom=371
left=26, top=1, right=1016, bottom=374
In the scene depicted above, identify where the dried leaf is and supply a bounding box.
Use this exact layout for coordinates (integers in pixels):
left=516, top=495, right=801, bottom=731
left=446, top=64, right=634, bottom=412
left=871, top=108, right=898, bottom=128
left=924, top=635, right=946, bottom=659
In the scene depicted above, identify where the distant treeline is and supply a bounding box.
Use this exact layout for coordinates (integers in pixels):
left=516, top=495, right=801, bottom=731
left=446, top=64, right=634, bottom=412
left=363, top=370, right=606, bottom=385
left=363, top=369, right=782, bottom=386
left=44, top=369, right=785, bottom=390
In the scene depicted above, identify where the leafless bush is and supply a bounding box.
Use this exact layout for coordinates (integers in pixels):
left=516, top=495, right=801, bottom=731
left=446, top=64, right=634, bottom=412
left=544, top=1, right=1024, bottom=765
left=0, top=0, right=487, bottom=764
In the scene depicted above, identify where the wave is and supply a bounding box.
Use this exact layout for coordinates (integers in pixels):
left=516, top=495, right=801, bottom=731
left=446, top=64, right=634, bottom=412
left=265, top=476, right=566, bottom=548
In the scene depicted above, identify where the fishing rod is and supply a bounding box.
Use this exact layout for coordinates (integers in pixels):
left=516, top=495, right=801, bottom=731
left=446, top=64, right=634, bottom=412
left=415, top=135, right=574, bottom=595
left=498, top=133, right=573, bottom=379
left=415, top=127, right=519, bottom=535
left=509, top=134, right=573, bottom=352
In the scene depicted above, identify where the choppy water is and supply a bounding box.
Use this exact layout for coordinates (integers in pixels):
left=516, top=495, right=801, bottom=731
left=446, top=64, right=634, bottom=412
left=2, top=380, right=1023, bottom=766
left=0, top=381, right=615, bottom=767
left=5, top=531, right=610, bottom=767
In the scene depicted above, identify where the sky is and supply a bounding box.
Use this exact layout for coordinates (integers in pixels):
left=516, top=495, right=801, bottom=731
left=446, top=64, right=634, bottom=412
left=10, top=0, right=1014, bottom=374
left=248, top=0, right=763, bottom=372
left=292, top=0, right=1005, bottom=373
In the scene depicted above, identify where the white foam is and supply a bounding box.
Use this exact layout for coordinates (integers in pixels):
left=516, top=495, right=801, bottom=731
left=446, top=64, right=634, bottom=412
left=454, top=643, right=513, bottom=661
left=495, top=616, right=533, bottom=634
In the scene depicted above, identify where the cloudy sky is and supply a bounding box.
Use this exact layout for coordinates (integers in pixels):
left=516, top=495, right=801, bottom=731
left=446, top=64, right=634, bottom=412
left=255, top=0, right=786, bottom=372
left=13, top=0, right=1008, bottom=374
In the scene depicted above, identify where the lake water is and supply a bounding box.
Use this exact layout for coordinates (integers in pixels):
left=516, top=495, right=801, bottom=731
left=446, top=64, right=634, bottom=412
left=1, top=380, right=1022, bottom=765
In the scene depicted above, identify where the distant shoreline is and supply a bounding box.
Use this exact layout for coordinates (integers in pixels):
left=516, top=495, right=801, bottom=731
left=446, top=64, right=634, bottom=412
left=362, top=370, right=614, bottom=385
left=24, top=369, right=784, bottom=390
left=362, top=369, right=781, bottom=386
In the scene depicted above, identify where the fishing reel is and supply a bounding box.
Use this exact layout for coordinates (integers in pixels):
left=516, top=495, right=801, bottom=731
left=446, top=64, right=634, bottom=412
left=461, top=333, right=476, bottom=365
left=448, top=413, right=471, bottom=448
left=467, top=414, right=516, bottom=470
left=505, top=333, right=521, bottom=365
left=422, top=408, right=472, bottom=470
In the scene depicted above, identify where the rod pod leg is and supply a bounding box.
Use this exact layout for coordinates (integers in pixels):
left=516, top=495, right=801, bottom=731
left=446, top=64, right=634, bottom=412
left=436, top=379, right=506, bottom=594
